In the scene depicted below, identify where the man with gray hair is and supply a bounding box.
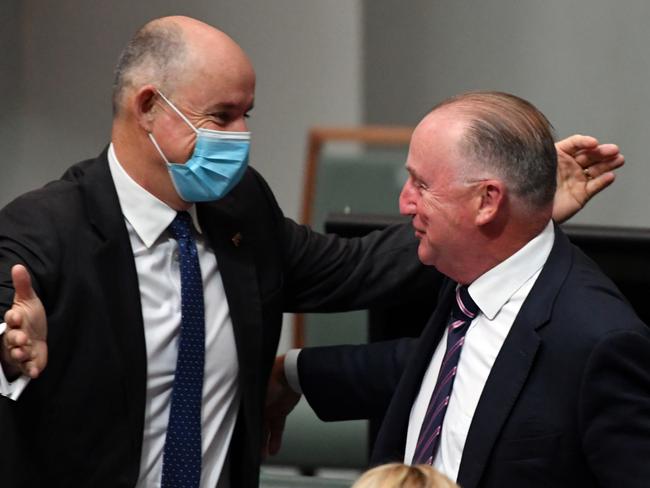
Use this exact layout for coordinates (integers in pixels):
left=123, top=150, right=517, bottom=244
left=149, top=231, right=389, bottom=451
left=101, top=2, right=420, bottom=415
left=0, top=14, right=625, bottom=488
left=271, top=92, right=650, bottom=487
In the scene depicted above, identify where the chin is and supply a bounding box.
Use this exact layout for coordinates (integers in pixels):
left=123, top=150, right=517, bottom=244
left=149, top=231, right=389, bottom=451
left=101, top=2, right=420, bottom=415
left=417, top=247, right=436, bottom=267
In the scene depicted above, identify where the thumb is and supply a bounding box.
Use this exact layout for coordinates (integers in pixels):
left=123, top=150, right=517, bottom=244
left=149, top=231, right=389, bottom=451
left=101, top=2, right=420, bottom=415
left=11, top=264, right=36, bottom=302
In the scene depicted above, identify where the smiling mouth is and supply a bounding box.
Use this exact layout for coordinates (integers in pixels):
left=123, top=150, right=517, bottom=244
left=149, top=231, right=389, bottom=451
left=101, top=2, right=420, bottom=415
left=411, top=220, right=424, bottom=236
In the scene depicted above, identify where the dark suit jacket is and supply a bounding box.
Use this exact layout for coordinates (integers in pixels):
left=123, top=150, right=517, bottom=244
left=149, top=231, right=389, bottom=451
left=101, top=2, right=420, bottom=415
left=299, top=226, right=650, bottom=488
left=0, top=150, right=439, bottom=487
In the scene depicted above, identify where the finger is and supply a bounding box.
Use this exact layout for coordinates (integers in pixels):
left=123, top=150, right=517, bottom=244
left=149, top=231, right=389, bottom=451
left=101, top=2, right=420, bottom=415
left=576, top=145, right=623, bottom=167
left=556, top=134, right=599, bottom=154
left=4, top=309, right=24, bottom=330
left=10, top=345, right=30, bottom=362
left=260, top=428, right=270, bottom=459
left=11, top=264, right=36, bottom=302
left=268, top=418, right=287, bottom=456
left=581, top=157, right=625, bottom=178
left=25, top=360, right=41, bottom=379
left=5, top=328, right=30, bottom=348
left=27, top=344, right=46, bottom=378
left=585, top=172, right=616, bottom=199
left=591, top=143, right=621, bottom=159
left=575, top=153, right=624, bottom=171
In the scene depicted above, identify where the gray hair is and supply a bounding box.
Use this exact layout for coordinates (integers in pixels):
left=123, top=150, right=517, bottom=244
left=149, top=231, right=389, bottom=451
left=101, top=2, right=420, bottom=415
left=435, top=91, right=557, bottom=209
left=112, top=21, right=187, bottom=115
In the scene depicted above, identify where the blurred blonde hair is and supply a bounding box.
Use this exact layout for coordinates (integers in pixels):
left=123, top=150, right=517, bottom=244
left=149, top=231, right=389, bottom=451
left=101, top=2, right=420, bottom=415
left=352, top=463, right=459, bottom=488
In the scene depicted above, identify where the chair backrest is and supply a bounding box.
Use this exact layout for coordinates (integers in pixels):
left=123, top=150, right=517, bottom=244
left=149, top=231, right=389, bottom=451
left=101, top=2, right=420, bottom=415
left=294, top=126, right=413, bottom=348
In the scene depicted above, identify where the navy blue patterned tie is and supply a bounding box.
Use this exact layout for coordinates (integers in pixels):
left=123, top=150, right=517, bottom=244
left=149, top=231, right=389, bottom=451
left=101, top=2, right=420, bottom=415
left=161, top=211, right=205, bottom=488
left=413, top=285, right=479, bottom=465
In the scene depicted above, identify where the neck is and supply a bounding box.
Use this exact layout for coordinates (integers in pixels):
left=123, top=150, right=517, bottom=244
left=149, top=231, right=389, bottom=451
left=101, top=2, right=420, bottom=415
left=452, top=216, right=551, bottom=285
left=111, top=123, right=192, bottom=211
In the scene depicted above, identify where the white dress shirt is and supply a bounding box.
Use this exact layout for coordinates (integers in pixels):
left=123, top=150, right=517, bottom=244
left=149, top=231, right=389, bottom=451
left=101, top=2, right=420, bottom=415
left=0, top=144, right=240, bottom=488
left=108, top=145, right=240, bottom=488
left=404, top=221, right=555, bottom=481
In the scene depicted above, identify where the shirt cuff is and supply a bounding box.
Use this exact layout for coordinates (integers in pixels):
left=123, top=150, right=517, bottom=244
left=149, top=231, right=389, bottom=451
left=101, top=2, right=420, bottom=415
left=284, top=348, right=302, bottom=394
left=0, top=322, right=31, bottom=400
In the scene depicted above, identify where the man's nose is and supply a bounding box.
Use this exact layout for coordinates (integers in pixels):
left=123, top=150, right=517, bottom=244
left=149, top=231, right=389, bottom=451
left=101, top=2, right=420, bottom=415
left=399, top=180, right=416, bottom=215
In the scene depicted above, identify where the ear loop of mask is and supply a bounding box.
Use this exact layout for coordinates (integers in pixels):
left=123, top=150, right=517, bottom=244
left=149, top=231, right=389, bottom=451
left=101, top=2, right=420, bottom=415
left=148, top=132, right=172, bottom=164
left=155, top=90, right=251, bottom=139
left=155, top=90, right=200, bottom=134
left=148, top=89, right=199, bottom=164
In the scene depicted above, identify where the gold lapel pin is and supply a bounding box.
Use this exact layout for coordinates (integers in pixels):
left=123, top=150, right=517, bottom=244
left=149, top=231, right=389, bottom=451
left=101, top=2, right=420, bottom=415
left=231, top=232, right=243, bottom=247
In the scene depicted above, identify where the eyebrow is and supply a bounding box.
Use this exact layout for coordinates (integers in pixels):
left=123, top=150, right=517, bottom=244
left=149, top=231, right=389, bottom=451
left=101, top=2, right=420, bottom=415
left=405, top=165, right=423, bottom=181
left=210, top=101, right=255, bottom=112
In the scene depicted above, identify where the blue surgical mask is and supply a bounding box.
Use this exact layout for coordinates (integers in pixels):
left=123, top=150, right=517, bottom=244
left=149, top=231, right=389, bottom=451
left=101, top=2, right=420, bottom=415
left=148, top=90, right=251, bottom=202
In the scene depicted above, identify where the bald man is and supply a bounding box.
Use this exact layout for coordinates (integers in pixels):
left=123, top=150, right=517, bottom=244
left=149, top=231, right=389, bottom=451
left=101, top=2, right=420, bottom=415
left=272, top=93, right=650, bottom=488
left=0, top=16, right=623, bottom=488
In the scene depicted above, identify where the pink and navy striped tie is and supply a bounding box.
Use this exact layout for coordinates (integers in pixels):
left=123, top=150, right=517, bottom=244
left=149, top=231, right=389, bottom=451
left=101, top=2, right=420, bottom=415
left=412, top=285, right=479, bottom=465
left=161, top=212, right=205, bottom=488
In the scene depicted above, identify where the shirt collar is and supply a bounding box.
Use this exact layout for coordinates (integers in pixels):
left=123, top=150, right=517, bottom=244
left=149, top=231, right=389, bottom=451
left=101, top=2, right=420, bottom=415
left=468, top=220, right=555, bottom=320
left=107, top=143, right=202, bottom=248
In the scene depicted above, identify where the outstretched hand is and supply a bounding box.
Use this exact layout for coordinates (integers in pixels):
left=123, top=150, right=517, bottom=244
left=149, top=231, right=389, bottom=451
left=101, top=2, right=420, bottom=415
left=553, top=134, right=624, bottom=223
left=1, top=264, right=47, bottom=379
left=263, top=355, right=301, bottom=458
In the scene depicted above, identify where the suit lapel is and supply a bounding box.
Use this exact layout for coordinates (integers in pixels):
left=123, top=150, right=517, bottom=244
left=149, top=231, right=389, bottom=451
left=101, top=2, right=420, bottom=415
left=76, top=152, right=264, bottom=464
left=456, top=225, right=573, bottom=488
left=456, top=309, right=542, bottom=488
left=197, top=196, right=263, bottom=416
left=373, top=279, right=457, bottom=463
left=77, top=151, right=148, bottom=455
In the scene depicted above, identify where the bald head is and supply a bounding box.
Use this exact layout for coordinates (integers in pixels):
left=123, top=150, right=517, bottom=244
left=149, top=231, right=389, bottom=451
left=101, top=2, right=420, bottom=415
left=428, top=91, right=558, bottom=211
left=400, top=92, right=556, bottom=281
left=112, top=16, right=253, bottom=116
left=109, top=16, right=255, bottom=211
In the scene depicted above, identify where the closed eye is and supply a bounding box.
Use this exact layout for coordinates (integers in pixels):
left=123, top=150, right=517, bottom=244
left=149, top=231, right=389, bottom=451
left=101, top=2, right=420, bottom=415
left=210, top=110, right=252, bottom=123
left=211, top=112, right=231, bottom=123
left=414, top=179, right=428, bottom=191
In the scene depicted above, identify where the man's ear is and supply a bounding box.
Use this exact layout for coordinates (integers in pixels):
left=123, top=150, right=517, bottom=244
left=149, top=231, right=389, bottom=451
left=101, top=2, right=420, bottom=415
left=132, top=85, right=158, bottom=131
left=475, top=179, right=505, bottom=226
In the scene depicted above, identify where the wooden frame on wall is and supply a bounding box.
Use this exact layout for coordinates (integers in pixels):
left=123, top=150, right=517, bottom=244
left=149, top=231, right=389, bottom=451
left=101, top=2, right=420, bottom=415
left=293, top=125, right=414, bottom=348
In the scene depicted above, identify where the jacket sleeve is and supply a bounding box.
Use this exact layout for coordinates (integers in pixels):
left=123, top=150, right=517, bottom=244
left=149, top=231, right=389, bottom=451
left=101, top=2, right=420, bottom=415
left=281, top=217, right=442, bottom=313
left=0, top=184, right=72, bottom=315
left=297, top=338, right=417, bottom=421
left=580, top=328, right=650, bottom=487
left=244, top=166, right=443, bottom=313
